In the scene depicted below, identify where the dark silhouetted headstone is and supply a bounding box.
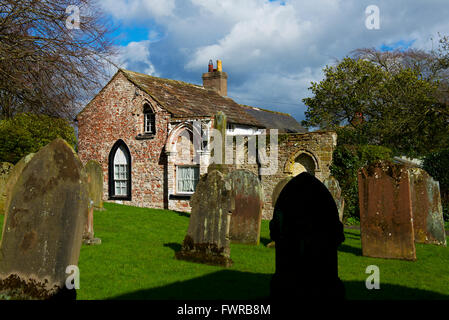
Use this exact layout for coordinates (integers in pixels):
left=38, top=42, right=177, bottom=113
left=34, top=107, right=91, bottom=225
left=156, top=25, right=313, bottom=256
left=409, top=168, right=446, bottom=246
left=176, top=170, right=233, bottom=267
left=0, top=139, right=88, bottom=300
left=0, top=162, right=14, bottom=215
left=270, top=172, right=345, bottom=299
left=358, top=161, right=416, bottom=261
left=228, top=170, right=263, bottom=245
left=81, top=161, right=103, bottom=245
left=323, top=176, right=345, bottom=222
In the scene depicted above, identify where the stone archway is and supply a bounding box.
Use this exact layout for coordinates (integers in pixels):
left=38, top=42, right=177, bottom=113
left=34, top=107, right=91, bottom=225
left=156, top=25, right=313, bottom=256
left=284, top=150, right=319, bottom=178
left=291, top=153, right=316, bottom=176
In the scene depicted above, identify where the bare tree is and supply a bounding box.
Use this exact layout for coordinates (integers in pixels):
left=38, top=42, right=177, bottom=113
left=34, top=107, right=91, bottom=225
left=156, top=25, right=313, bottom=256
left=0, top=0, right=116, bottom=120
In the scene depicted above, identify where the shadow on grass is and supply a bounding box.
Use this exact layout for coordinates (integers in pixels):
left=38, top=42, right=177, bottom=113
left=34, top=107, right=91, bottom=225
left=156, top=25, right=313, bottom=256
left=109, top=270, right=272, bottom=300
left=107, top=269, right=449, bottom=300
left=259, top=237, right=272, bottom=247
left=345, top=281, right=449, bottom=300
left=164, top=242, right=182, bottom=253
left=338, top=244, right=363, bottom=256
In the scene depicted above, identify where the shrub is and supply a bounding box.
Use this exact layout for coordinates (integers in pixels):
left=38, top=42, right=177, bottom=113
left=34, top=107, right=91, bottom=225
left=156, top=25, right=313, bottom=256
left=423, top=149, right=449, bottom=221
left=0, top=113, right=77, bottom=164
left=330, top=144, right=393, bottom=223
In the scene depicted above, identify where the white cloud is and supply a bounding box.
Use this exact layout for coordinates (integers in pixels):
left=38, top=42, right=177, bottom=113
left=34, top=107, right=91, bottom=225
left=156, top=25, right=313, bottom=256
left=114, top=40, right=158, bottom=76
left=104, top=0, right=449, bottom=121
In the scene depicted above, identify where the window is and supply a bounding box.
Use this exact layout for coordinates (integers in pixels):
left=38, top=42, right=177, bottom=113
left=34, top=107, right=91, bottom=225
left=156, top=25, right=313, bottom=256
left=108, top=140, right=131, bottom=200
left=144, top=104, right=155, bottom=134
left=177, top=166, right=200, bottom=194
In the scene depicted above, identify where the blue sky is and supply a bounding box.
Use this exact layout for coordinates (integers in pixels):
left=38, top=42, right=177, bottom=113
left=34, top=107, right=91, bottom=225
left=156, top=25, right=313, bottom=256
left=98, top=0, right=449, bottom=123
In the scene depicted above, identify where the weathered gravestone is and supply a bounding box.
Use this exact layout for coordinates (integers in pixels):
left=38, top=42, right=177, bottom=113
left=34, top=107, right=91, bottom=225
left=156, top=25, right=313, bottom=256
left=409, top=168, right=446, bottom=246
left=0, top=162, right=14, bottom=215
left=176, top=170, right=233, bottom=267
left=81, top=160, right=103, bottom=245
left=228, top=170, right=263, bottom=245
left=0, top=139, right=88, bottom=300
left=323, top=176, right=345, bottom=222
left=358, top=161, right=416, bottom=261
left=3, top=154, right=35, bottom=217
left=270, top=172, right=346, bottom=299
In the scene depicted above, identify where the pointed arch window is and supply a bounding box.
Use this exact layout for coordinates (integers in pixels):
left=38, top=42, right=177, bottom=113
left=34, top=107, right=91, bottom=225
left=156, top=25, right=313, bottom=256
left=108, top=140, right=132, bottom=200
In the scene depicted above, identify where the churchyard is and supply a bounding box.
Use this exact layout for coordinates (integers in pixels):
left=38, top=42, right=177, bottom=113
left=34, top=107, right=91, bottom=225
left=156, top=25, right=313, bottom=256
left=1, top=202, right=446, bottom=300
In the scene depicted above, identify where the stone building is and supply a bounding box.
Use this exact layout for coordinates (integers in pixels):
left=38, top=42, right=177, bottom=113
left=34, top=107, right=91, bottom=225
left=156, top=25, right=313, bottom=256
left=77, top=61, right=336, bottom=219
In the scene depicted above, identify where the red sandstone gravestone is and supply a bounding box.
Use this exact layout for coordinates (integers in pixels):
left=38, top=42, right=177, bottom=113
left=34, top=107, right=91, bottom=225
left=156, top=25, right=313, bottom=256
left=228, top=170, right=263, bottom=245
left=409, top=168, right=446, bottom=246
left=0, top=139, right=88, bottom=299
left=358, top=161, right=416, bottom=261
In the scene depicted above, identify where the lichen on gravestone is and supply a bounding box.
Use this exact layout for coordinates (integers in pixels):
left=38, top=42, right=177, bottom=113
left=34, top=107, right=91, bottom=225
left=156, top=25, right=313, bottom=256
left=0, top=139, right=88, bottom=300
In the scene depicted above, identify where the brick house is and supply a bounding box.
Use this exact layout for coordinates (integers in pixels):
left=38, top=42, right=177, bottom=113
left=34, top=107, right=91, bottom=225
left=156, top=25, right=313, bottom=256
left=77, top=62, right=336, bottom=219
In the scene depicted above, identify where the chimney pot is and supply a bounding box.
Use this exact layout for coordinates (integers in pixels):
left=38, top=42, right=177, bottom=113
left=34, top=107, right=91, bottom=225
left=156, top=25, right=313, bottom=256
left=202, top=60, right=228, bottom=96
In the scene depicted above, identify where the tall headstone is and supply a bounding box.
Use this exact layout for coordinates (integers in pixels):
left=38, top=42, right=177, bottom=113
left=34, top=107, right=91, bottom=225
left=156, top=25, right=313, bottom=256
left=0, top=162, right=14, bottom=215
left=228, top=170, right=263, bottom=245
left=0, top=139, right=88, bottom=299
left=176, top=170, right=233, bottom=267
left=323, top=176, right=345, bottom=222
left=81, top=160, right=103, bottom=245
left=270, top=172, right=345, bottom=299
left=409, top=168, right=446, bottom=246
left=358, top=161, right=416, bottom=261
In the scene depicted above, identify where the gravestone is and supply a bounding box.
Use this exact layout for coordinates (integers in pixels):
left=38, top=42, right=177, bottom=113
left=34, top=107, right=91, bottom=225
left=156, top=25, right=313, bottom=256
left=3, top=154, right=35, bottom=217
left=270, top=172, right=345, bottom=299
left=323, top=176, right=345, bottom=222
left=81, top=161, right=103, bottom=245
left=228, top=170, right=263, bottom=245
left=176, top=170, right=233, bottom=267
left=358, top=161, right=416, bottom=261
left=0, top=139, right=88, bottom=300
left=0, top=162, right=14, bottom=215
left=409, top=168, right=446, bottom=246
left=272, top=176, right=293, bottom=208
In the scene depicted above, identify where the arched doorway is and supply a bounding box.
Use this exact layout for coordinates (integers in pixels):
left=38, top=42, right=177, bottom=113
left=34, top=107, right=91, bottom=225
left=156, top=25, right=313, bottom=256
left=291, top=153, right=316, bottom=176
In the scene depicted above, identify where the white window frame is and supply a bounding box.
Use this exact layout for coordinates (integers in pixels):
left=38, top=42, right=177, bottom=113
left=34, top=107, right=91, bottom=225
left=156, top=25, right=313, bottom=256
left=176, top=165, right=200, bottom=195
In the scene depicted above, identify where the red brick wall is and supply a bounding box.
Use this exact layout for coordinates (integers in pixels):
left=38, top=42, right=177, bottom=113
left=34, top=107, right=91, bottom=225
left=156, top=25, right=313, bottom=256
left=77, top=72, right=171, bottom=209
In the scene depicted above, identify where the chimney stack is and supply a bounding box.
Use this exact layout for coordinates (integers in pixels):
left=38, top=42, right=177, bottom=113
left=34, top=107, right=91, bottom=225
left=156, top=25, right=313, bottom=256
left=202, top=59, right=228, bottom=96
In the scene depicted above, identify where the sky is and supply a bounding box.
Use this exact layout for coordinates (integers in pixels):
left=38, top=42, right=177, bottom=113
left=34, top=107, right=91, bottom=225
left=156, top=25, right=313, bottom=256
left=98, top=0, right=449, bottom=123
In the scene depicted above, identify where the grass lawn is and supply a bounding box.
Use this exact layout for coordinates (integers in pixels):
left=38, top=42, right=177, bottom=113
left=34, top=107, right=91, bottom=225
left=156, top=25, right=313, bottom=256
left=0, top=203, right=448, bottom=300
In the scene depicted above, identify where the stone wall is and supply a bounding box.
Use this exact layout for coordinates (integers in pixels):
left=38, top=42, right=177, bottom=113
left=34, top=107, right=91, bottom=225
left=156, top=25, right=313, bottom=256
left=260, top=131, right=337, bottom=219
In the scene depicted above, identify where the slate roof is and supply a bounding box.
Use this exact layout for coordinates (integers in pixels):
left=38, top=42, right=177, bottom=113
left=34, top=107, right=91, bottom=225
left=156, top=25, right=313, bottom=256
left=121, top=69, right=263, bottom=127
left=240, top=105, right=307, bottom=133
left=82, top=69, right=306, bottom=132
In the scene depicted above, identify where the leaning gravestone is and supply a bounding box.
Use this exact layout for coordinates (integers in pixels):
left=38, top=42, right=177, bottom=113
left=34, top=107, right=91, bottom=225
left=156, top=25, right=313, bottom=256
left=176, top=170, right=233, bottom=267
left=0, top=162, right=14, bottom=215
left=358, top=161, right=416, bottom=261
left=81, top=161, right=103, bottom=245
left=270, top=172, right=345, bottom=299
left=0, top=139, right=88, bottom=300
left=228, top=170, right=263, bottom=245
left=409, top=168, right=446, bottom=246
left=323, top=176, right=345, bottom=222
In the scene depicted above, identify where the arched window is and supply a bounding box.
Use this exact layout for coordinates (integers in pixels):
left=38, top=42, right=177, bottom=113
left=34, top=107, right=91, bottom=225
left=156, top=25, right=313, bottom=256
left=144, top=103, right=155, bottom=134
left=108, top=140, right=132, bottom=200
